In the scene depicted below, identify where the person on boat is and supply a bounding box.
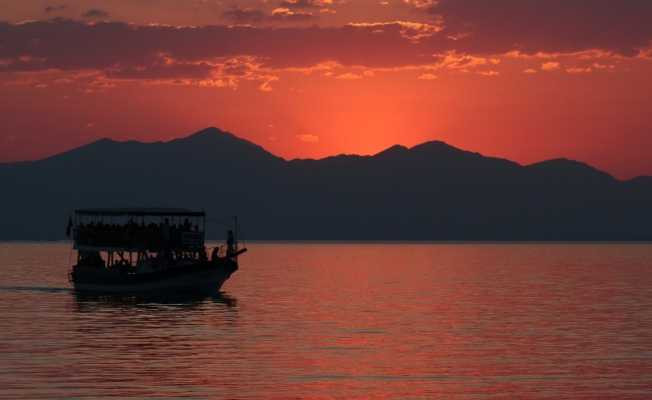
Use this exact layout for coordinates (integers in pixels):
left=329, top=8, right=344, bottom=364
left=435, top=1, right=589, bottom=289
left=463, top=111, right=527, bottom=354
left=227, top=230, right=235, bottom=257
left=162, top=218, right=171, bottom=247
left=211, top=246, right=220, bottom=262
left=66, top=216, right=73, bottom=237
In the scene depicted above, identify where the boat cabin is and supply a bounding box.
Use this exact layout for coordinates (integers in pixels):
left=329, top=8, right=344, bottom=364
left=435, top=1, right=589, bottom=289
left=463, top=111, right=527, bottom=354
left=70, top=208, right=208, bottom=270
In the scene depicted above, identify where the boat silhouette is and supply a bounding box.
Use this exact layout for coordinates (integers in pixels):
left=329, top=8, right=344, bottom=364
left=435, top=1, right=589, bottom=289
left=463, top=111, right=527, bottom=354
left=68, top=208, right=246, bottom=294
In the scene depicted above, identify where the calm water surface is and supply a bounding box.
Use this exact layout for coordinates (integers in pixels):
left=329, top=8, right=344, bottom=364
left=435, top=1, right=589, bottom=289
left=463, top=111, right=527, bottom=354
left=1, top=242, right=652, bottom=399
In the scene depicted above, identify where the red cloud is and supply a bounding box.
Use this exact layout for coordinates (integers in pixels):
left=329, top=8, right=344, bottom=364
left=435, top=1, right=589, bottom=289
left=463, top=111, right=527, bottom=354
left=1, top=10, right=651, bottom=82
left=420, top=0, right=652, bottom=57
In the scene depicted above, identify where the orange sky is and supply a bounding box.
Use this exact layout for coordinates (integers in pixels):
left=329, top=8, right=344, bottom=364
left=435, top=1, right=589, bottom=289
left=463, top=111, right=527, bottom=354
left=1, top=1, right=652, bottom=178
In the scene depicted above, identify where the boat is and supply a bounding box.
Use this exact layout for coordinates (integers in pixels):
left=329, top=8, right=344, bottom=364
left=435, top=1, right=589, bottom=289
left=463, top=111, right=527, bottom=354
left=67, top=208, right=246, bottom=294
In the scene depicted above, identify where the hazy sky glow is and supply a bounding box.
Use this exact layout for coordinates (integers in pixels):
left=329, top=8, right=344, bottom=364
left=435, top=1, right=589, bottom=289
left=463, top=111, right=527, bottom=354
left=1, top=0, right=652, bottom=178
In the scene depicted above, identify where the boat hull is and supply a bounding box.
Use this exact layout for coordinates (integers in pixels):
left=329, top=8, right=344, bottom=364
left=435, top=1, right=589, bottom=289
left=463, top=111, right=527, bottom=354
left=71, top=261, right=236, bottom=294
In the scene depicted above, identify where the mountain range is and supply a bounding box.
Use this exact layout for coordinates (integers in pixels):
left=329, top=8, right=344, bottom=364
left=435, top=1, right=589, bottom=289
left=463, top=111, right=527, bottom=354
left=1, top=127, right=651, bottom=240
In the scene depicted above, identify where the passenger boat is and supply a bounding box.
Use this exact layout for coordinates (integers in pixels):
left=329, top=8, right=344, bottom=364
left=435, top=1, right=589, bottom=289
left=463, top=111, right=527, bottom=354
left=67, top=208, right=246, bottom=294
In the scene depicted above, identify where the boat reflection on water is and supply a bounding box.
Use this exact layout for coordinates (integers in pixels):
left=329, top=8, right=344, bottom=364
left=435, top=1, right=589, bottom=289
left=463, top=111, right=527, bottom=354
left=69, top=289, right=240, bottom=358
left=72, top=290, right=238, bottom=311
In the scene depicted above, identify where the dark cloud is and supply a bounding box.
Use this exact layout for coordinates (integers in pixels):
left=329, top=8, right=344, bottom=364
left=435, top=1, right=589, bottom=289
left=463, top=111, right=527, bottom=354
left=422, top=0, right=652, bottom=56
left=0, top=20, right=418, bottom=73
left=223, top=6, right=317, bottom=24
left=0, top=12, right=651, bottom=81
left=279, top=0, right=330, bottom=9
left=222, top=7, right=266, bottom=24
left=44, top=5, right=67, bottom=13
left=105, top=60, right=216, bottom=80
left=82, top=8, right=110, bottom=19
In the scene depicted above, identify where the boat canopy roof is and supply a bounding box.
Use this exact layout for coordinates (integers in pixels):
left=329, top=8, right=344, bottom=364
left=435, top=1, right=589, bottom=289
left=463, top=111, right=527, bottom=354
left=74, top=208, right=205, bottom=217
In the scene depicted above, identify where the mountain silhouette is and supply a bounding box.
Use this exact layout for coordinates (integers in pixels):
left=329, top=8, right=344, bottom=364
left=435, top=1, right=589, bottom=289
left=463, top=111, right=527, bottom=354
left=1, top=127, right=651, bottom=240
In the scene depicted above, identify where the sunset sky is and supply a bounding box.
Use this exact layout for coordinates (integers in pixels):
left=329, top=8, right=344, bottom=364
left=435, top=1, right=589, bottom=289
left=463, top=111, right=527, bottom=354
left=1, top=0, right=652, bottom=178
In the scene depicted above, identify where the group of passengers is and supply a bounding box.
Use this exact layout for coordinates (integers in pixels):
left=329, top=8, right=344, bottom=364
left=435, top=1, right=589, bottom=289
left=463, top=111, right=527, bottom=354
left=76, top=218, right=201, bottom=247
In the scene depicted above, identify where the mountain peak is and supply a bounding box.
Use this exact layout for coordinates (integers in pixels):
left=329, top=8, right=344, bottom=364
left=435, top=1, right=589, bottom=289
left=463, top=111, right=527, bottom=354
left=92, top=137, right=116, bottom=145
left=169, top=126, right=253, bottom=148
left=410, top=140, right=464, bottom=155
left=527, top=158, right=615, bottom=183
left=182, top=126, right=234, bottom=141
left=375, top=144, right=409, bottom=158
left=164, top=127, right=283, bottom=163
left=529, top=158, right=603, bottom=172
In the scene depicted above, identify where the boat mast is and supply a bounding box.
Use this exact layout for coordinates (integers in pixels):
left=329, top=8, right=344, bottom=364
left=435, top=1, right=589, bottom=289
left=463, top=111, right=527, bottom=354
left=234, top=215, right=238, bottom=251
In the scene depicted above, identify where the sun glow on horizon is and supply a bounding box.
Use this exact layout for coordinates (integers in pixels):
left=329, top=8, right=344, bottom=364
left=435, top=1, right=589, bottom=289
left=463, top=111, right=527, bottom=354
left=1, top=2, right=652, bottom=178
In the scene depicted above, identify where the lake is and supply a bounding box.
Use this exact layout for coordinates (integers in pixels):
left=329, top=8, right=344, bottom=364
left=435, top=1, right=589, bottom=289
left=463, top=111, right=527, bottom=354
left=1, top=242, right=652, bottom=399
